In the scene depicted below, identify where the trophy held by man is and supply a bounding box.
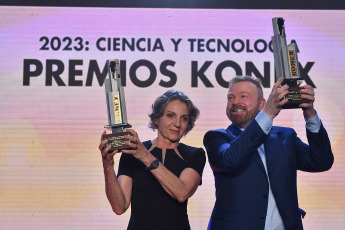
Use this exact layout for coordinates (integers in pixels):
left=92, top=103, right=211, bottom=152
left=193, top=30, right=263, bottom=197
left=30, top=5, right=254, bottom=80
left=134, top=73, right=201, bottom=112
left=271, top=17, right=309, bottom=109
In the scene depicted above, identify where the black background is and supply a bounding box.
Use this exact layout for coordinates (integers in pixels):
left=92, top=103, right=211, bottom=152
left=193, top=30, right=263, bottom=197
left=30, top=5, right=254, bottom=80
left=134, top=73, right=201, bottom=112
left=0, top=0, right=344, bottom=10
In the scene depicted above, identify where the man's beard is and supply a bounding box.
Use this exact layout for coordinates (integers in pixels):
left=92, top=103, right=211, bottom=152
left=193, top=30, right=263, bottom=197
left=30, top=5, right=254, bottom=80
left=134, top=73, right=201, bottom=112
left=227, top=104, right=261, bottom=129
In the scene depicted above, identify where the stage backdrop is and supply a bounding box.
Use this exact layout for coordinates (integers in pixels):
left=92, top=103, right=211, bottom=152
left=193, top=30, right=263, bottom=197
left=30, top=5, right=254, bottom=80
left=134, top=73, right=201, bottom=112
left=1, top=7, right=344, bottom=230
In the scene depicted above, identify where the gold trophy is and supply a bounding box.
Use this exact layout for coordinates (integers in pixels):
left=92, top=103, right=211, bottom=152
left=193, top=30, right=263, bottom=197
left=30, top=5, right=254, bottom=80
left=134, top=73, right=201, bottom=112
left=271, top=17, right=309, bottom=109
left=104, top=59, right=132, bottom=150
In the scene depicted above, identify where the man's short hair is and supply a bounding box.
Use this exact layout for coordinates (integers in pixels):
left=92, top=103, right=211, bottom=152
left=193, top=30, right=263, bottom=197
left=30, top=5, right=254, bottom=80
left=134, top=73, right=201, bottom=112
left=229, top=75, right=264, bottom=98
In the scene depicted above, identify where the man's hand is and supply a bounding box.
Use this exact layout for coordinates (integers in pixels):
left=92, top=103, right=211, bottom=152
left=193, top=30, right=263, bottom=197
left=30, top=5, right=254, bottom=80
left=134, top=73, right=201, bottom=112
left=300, top=85, right=316, bottom=120
left=263, top=77, right=289, bottom=120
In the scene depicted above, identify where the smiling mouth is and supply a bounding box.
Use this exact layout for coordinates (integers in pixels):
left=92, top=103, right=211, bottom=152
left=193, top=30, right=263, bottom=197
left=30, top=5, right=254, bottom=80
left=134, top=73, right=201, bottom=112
left=232, top=108, right=245, bottom=112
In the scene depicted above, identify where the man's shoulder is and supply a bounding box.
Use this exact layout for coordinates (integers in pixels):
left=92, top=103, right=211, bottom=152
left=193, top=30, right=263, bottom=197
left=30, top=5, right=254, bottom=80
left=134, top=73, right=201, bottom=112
left=204, top=128, right=229, bottom=137
left=206, top=128, right=228, bottom=134
left=203, top=128, right=233, bottom=144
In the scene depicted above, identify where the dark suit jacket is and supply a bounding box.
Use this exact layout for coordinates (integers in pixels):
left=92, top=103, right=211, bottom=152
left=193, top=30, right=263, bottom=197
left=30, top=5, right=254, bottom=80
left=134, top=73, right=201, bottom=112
left=204, top=119, right=333, bottom=230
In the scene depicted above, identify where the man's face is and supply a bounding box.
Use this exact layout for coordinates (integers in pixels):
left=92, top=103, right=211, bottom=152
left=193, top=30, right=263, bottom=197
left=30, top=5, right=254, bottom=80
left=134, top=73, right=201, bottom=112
left=226, top=81, right=265, bottom=129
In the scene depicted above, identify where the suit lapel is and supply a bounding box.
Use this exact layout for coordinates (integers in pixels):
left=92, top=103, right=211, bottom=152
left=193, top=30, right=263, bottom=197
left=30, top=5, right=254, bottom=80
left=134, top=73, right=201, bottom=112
left=253, top=150, right=266, bottom=174
left=226, top=124, right=266, bottom=174
left=264, top=128, right=278, bottom=176
left=225, top=124, right=242, bottom=140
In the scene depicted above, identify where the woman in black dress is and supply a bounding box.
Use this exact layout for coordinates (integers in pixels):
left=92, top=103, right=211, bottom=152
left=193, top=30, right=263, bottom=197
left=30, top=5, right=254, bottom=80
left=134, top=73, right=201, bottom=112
left=99, top=89, right=206, bottom=230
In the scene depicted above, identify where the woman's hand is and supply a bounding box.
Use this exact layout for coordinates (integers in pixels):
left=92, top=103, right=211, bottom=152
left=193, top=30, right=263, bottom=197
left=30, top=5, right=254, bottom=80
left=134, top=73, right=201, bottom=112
left=122, top=129, right=202, bottom=203
left=122, top=129, right=154, bottom=167
left=99, top=131, right=133, bottom=215
left=99, top=131, right=118, bottom=169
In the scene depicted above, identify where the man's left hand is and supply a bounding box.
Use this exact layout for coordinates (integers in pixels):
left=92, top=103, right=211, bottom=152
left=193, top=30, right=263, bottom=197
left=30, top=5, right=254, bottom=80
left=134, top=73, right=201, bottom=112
left=300, top=85, right=316, bottom=120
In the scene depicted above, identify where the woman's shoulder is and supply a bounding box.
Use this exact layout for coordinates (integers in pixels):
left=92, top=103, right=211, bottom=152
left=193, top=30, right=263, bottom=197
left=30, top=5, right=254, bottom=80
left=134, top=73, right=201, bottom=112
left=178, top=143, right=205, bottom=157
left=142, top=140, right=152, bottom=149
left=178, top=143, right=206, bottom=172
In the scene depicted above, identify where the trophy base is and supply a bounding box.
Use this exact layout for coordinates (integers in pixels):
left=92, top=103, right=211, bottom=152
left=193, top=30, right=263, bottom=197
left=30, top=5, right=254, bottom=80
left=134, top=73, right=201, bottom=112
left=104, top=132, right=131, bottom=151
left=282, top=86, right=309, bottom=109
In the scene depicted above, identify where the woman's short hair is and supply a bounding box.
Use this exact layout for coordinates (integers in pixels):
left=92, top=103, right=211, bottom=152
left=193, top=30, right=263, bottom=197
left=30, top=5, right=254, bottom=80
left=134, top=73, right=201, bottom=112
left=148, top=89, right=200, bottom=135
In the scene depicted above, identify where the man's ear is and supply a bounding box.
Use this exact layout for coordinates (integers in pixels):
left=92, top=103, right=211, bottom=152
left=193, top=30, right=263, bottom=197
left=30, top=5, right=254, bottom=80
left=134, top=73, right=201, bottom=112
left=259, top=98, right=266, bottom=111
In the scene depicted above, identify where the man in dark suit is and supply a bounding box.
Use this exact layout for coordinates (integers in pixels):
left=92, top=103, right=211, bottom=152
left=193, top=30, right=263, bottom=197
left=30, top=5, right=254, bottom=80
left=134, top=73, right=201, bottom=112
left=204, top=75, right=333, bottom=230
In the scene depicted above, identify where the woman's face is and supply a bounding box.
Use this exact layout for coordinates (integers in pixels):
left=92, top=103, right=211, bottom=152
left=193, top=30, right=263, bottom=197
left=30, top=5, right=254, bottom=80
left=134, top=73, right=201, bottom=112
left=156, top=100, right=189, bottom=145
